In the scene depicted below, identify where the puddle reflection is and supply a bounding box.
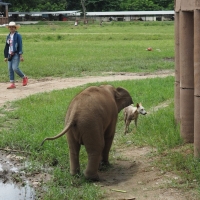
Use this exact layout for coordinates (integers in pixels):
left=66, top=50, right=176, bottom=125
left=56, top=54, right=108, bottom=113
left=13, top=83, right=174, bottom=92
left=0, top=160, right=35, bottom=200
left=0, top=182, right=35, bottom=200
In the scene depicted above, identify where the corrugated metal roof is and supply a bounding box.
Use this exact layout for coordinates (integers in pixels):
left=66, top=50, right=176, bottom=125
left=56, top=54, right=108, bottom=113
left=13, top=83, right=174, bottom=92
left=86, top=11, right=174, bottom=16
left=8, top=10, right=174, bottom=17
left=9, top=11, right=79, bottom=15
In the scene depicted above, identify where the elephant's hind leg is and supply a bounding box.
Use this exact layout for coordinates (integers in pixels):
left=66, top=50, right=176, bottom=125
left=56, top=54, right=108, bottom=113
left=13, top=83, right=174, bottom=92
left=83, top=133, right=103, bottom=181
left=66, top=132, right=81, bottom=176
left=84, top=154, right=101, bottom=181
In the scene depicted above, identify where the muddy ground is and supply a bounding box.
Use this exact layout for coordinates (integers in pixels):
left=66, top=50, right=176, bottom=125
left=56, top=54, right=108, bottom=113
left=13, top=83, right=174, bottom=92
left=0, top=70, right=199, bottom=200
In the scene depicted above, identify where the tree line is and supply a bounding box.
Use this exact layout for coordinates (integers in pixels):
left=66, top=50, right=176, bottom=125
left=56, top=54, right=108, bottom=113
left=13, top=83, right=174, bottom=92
left=7, top=0, right=174, bottom=12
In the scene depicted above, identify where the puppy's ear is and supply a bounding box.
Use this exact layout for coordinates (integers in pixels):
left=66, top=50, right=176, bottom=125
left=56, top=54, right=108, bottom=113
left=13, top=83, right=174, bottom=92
left=137, top=103, right=139, bottom=108
left=139, top=102, right=142, bottom=106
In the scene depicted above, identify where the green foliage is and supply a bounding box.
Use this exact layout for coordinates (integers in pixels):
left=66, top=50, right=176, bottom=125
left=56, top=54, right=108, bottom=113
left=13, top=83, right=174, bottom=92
left=86, top=0, right=123, bottom=11
left=66, top=0, right=80, bottom=10
left=120, top=0, right=160, bottom=11
left=8, top=0, right=67, bottom=11
left=7, top=0, right=174, bottom=12
left=85, top=0, right=174, bottom=11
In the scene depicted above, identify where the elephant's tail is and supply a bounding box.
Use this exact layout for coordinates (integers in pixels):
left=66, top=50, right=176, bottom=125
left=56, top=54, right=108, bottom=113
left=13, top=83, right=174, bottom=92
left=41, top=123, right=72, bottom=146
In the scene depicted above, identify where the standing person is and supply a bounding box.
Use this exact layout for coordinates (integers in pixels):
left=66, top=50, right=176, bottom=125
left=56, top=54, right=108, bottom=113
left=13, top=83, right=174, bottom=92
left=4, top=21, right=28, bottom=89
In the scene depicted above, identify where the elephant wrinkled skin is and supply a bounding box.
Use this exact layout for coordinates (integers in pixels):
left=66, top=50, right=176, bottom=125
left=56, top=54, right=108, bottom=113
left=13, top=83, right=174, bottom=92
left=41, top=85, right=133, bottom=181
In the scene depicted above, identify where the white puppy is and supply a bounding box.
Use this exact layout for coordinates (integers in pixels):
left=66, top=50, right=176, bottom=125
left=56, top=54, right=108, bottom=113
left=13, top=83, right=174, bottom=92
left=124, top=103, right=147, bottom=134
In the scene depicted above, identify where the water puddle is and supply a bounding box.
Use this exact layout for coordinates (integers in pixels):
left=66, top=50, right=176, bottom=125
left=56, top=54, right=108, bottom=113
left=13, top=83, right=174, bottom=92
left=0, top=182, right=35, bottom=200
left=0, top=153, right=36, bottom=200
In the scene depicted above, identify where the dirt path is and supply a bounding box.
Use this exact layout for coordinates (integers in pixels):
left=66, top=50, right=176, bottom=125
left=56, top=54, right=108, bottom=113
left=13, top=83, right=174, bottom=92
left=0, top=69, right=199, bottom=200
left=0, top=70, right=174, bottom=107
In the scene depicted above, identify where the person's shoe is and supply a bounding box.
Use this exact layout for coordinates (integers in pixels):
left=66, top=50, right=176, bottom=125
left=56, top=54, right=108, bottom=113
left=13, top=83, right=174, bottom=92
left=7, top=84, right=16, bottom=89
left=22, top=76, right=28, bottom=86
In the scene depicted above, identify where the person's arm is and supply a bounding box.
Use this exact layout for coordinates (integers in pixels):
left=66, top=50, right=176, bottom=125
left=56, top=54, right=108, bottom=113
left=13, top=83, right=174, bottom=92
left=17, top=33, right=23, bottom=55
left=17, top=33, right=24, bottom=61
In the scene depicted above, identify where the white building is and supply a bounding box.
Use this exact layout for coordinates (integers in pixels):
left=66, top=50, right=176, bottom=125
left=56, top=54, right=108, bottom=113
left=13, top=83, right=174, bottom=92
left=8, top=10, right=174, bottom=22
left=85, top=11, right=174, bottom=22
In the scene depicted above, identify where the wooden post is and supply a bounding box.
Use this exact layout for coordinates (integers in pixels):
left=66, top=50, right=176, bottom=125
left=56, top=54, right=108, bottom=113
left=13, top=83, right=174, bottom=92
left=194, top=9, right=200, bottom=157
left=174, top=12, right=180, bottom=123
left=179, top=11, right=194, bottom=143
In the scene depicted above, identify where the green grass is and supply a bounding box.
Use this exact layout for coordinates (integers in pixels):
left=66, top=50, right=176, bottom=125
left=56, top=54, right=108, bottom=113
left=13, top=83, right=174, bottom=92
left=0, top=21, right=174, bottom=82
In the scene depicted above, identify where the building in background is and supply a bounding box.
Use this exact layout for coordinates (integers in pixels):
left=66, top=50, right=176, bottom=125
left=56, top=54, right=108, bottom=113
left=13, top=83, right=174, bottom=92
left=7, top=10, right=174, bottom=23
left=0, top=0, right=10, bottom=25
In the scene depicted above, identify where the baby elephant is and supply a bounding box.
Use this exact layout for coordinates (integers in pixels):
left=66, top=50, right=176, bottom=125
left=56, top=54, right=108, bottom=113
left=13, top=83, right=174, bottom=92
left=124, top=103, right=147, bottom=134
left=41, top=85, right=133, bottom=181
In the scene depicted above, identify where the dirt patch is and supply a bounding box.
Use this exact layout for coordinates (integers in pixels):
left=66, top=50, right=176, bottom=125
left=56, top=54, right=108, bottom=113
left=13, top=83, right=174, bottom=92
left=98, top=146, right=198, bottom=200
left=0, top=69, right=198, bottom=199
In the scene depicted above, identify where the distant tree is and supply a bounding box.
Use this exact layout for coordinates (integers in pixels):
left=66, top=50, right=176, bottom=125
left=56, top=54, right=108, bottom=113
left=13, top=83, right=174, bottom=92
left=120, top=0, right=161, bottom=11
left=81, top=0, right=86, bottom=22
left=153, top=0, right=169, bottom=8
left=120, top=0, right=174, bottom=11
left=166, top=2, right=174, bottom=10
left=86, top=0, right=122, bottom=11
left=7, top=0, right=174, bottom=12
left=66, top=0, right=80, bottom=10
left=8, top=0, right=67, bottom=11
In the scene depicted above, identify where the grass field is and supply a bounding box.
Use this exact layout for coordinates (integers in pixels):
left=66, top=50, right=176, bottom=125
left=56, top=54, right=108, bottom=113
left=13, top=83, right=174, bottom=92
left=0, top=21, right=174, bottom=81
left=0, top=21, right=199, bottom=199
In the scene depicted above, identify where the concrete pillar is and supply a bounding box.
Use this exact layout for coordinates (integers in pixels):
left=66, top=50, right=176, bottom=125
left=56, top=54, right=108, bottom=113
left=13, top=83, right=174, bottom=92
left=194, top=9, right=200, bottom=157
left=174, top=12, right=180, bottom=123
left=179, top=11, right=194, bottom=143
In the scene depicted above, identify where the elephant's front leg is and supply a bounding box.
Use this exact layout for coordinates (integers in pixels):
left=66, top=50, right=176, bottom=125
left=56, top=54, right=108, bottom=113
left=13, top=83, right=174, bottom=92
left=101, top=122, right=116, bottom=166
left=101, top=136, right=114, bottom=166
left=66, top=133, right=81, bottom=176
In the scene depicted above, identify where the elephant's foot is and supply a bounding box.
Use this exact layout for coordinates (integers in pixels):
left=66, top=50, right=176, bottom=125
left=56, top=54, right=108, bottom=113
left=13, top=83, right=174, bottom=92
left=70, top=168, right=80, bottom=176
left=99, top=160, right=110, bottom=171
left=84, top=170, right=100, bottom=181
left=101, top=160, right=110, bottom=166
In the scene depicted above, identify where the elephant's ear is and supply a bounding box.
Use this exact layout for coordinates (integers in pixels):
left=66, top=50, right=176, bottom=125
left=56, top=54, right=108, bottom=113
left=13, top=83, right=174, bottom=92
left=115, top=87, right=133, bottom=113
